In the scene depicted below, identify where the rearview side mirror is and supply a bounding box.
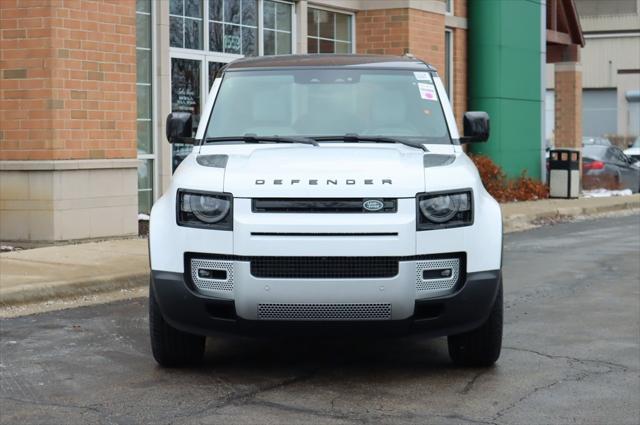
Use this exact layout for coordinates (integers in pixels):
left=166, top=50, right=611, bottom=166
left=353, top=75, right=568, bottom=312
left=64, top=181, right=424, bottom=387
left=166, top=112, right=195, bottom=144
left=460, top=111, right=490, bottom=144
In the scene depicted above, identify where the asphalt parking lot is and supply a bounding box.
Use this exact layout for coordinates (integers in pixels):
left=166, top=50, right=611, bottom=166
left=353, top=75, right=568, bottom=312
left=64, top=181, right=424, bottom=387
left=1, top=214, right=639, bottom=425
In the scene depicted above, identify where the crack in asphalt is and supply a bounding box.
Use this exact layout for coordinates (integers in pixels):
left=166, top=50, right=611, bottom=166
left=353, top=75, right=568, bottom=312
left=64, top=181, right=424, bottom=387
left=458, top=369, right=491, bottom=395
left=503, top=346, right=631, bottom=372
left=250, top=398, right=500, bottom=425
left=0, top=395, right=108, bottom=422
left=250, top=399, right=367, bottom=424
left=491, top=346, right=631, bottom=423
left=162, top=366, right=323, bottom=422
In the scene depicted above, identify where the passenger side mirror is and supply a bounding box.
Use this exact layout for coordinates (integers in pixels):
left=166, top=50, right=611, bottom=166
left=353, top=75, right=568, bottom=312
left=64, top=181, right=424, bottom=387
left=166, top=112, right=195, bottom=144
left=460, top=111, right=490, bottom=144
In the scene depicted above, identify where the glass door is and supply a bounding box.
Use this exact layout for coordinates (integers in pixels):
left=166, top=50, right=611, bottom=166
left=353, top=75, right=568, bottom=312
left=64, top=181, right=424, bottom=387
left=171, top=57, right=202, bottom=171
left=170, top=53, right=232, bottom=170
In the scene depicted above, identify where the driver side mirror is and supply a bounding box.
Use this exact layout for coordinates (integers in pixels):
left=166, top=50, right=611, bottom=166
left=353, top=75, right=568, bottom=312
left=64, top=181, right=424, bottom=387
left=460, top=111, right=490, bottom=144
left=166, top=112, right=195, bottom=144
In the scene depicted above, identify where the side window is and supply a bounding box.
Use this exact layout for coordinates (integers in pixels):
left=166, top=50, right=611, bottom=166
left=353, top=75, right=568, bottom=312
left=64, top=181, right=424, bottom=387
left=604, top=148, right=615, bottom=161
left=611, top=148, right=628, bottom=164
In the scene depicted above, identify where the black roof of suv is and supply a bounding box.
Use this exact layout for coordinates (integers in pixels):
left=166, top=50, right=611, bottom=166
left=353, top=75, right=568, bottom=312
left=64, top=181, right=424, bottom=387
left=225, top=54, right=436, bottom=72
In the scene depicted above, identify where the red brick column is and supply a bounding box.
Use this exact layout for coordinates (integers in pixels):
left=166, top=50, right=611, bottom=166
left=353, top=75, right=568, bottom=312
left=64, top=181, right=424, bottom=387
left=554, top=62, right=583, bottom=148
left=0, top=0, right=136, bottom=160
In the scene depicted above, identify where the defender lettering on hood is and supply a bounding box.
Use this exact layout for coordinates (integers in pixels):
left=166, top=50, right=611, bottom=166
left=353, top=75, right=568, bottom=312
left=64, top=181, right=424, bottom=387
left=255, top=179, right=393, bottom=185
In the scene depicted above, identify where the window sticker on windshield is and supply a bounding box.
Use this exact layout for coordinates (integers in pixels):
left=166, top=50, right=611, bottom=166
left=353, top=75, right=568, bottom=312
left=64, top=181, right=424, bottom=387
left=414, top=72, right=432, bottom=82
left=418, top=83, right=437, bottom=101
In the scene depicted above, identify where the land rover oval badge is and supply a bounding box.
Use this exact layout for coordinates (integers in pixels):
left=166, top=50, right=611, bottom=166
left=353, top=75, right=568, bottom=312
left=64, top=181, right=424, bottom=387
left=363, top=199, right=384, bottom=212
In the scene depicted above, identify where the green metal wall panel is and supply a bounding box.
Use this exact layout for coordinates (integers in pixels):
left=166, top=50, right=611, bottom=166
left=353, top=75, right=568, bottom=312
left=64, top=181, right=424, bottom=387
left=468, top=0, right=543, bottom=179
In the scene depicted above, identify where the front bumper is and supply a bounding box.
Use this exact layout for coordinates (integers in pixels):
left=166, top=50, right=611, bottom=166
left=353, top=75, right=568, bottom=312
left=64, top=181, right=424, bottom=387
left=151, top=267, right=501, bottom=338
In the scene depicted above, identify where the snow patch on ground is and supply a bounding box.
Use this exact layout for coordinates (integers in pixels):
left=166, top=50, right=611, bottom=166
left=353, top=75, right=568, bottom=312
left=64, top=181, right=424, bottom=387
left=582, top=188, right=633, bottom=198
left=1, top=245, right=21, bottom=252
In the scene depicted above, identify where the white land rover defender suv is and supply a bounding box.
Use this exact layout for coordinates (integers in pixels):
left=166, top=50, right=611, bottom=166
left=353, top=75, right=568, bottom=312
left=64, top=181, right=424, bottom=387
left=149, top=55, right=503, bottom=368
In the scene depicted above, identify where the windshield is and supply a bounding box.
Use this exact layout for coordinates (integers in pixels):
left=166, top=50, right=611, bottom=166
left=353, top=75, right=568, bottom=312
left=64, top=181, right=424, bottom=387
left=204, top=68, right=451, bottom=144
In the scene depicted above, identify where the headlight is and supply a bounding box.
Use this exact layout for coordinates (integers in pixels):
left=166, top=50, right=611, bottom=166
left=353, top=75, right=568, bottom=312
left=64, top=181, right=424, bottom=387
left=177, top=190, right=232, bottom=230
left=417, top=190, right=472, bottom=230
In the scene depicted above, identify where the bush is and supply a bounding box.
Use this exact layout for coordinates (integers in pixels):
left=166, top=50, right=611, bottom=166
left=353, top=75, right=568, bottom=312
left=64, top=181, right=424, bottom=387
left=469, top=154, right=549, bottom=203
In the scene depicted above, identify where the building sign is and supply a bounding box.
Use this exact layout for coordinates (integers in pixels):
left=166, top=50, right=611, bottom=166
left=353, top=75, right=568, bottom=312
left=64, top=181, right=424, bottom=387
left=223, top=35, right=241, bottom=52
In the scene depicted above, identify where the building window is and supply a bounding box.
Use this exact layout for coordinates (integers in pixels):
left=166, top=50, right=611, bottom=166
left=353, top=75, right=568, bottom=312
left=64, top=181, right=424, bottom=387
left=168, top=0, right=295, bottom=171
left=137, top=0, right=154, bottom=214
left=445, top=0, right=453, bottom=15
left=209, top=0, right=258, bottom=55
left=307, top=8, right=352, bottom=54
left=170, top=0, right=204, bottom=49
left=263, top=0, right=293, bottom=55
left=444, top=29, right=453, bottom=104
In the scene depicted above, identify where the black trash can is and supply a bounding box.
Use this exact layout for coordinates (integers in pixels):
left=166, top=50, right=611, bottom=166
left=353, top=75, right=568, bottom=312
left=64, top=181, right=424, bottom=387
left=548, top=149, right=580, bottom=199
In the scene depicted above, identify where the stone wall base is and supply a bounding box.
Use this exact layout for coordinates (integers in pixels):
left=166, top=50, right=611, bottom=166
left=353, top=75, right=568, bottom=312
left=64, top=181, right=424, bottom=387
left=0, top=160, right=138, bottom=242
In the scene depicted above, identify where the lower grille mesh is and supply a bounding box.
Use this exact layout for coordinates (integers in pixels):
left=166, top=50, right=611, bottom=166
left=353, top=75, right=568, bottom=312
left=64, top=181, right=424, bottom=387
left=257, top=303, right=392, bottom=320
left=250, top=257, right=398, bottom=279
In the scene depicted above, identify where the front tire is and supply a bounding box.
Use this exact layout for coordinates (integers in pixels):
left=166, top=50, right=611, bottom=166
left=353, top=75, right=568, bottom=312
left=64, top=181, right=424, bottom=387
left=448, top=281, right=503, bottom=367
left=149, top=281, right=205, bottom=367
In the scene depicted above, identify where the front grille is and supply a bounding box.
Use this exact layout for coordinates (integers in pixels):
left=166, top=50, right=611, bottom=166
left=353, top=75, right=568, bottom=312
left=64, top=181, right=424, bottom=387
left=190, top=258, right=234, bottom=292
left=252, top=198, right=397, bottom=213
left=415, top=258, right=460, bottom=293
left=250, top=257, right=399, bottom=279
left=257, top=303, right=392, bottom=320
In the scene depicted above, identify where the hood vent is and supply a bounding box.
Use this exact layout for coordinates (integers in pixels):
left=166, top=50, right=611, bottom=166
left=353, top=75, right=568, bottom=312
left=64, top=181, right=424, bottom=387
left=423, top=154, right=455, bottom=168
left=196, top=154, right=228, bottom=168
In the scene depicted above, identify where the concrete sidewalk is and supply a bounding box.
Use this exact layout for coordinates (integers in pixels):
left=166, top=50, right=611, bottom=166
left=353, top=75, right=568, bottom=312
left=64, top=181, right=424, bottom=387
left=0, top=238, right=148, bottom=307
left=1, top=194, right=639, bottom=308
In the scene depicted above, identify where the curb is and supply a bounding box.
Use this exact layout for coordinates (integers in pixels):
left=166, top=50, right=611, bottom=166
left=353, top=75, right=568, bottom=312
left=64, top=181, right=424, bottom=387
left=0, top=272, right=149, bottom=308
left=502, top=196, right=640, bottom=233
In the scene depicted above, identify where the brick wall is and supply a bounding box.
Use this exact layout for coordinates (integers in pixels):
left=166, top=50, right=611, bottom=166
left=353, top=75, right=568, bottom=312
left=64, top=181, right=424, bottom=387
left=0, top=0, right=136, bottom=161
left=407, top=9, right=445, bottom=74
left=355, top=8, right=445, bottom=72
left=355, top=8, right=411, bottom=56
left=454, top=0, right=467, bottom=18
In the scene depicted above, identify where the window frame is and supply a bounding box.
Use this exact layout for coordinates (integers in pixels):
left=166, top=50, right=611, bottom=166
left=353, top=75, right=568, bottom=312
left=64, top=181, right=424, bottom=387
left=306, top=5, right=356, bottom=54
left=262, top=0, right=296, bottom=56
left=168, top=0, right=206, bottom=50
left=444, top=28, right=454, bottom=107
left=445, top=0, right=454, bottom=15
left=168, top=0, right=296, bottom=58
left=136, top=0, right=157, bottom=214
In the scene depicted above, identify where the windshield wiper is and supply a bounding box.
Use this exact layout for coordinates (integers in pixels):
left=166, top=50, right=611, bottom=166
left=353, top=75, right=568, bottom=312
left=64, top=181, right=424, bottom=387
left=204, top=134, right=319, bottom=146
left=312, top=134, right=428, bottom=151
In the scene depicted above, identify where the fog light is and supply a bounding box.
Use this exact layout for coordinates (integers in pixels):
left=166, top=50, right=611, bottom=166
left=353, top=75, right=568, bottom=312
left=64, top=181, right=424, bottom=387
left=423, top=268, right=453, bottom=280
left=198, top=269, right=227, bottom=280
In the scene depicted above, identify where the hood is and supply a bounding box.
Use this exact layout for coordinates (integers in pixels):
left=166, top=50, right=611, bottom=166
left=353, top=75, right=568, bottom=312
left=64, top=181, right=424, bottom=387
left=218, top=144, right=436, bottom=197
